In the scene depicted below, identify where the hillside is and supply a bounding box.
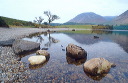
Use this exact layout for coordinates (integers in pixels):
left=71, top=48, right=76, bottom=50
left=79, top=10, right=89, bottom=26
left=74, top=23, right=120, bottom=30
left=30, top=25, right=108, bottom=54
left=68, top=12, right=107, bottom=24
left=112, top=10, right=128, bottom=25
left=0, top=16, right=34, bottom=27
left=103, top=16, right=117, bottom=21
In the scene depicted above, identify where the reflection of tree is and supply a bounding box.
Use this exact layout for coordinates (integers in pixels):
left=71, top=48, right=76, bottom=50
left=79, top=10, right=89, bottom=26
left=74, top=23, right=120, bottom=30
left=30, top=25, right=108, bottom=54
left=36, top=35, right=44, bottom=44
left=45, top=31, right=59, bottom=47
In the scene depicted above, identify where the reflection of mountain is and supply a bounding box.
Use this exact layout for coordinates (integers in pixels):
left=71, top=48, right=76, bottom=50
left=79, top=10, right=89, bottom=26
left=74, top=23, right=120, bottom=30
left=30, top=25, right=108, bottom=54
left=65, top=31, right=128, bottom=53
left=64, top=33, right=100, bottom=45
left=112, top=33, right=128, bottom=53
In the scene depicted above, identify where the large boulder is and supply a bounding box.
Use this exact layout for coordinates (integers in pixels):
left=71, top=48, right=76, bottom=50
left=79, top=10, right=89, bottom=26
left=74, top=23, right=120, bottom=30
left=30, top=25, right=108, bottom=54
left=28, top=56, right=46, bottom=65
left=84, top=58, right=116, bottom=75
left=12, top=40, right=40, bottom=54
left=66, top=44, right=87, bottom=59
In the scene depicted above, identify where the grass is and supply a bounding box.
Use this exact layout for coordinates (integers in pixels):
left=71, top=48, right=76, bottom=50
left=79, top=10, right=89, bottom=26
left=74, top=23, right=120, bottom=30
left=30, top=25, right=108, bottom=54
left=56, top=25, right=94, bottom=29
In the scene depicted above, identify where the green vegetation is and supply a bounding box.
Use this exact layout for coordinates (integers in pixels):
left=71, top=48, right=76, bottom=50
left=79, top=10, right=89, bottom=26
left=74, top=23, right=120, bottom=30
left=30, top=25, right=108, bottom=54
left=0, top=16, right=34, bottom=27
left=56, top=25, right=93, bottom=29
left=92, top=25, right=113, bottom=30
left=0, top=16, right=9, bottom=27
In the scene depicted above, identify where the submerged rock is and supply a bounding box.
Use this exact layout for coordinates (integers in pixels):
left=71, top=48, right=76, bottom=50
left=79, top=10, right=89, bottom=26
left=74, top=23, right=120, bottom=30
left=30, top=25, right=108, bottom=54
left=36, top=50, right=50, bottom=60
left=36, top=50, right=49, bottom=56
left=28, top=56, right=46, bottom=65
left=84, top=58, right=116, bottom=75
left=66, top=44, right=87, bottom=59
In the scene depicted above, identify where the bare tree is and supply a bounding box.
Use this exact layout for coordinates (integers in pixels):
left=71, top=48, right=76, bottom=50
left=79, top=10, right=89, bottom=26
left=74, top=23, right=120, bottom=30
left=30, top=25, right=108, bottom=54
left=44, top=11, right=60, bottom=25
left=33, top=16, right=44, bottom=28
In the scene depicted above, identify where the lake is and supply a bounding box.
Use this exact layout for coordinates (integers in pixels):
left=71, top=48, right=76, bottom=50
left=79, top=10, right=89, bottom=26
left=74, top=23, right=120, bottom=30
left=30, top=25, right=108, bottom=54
left=21, top=30, right=128, bottom=83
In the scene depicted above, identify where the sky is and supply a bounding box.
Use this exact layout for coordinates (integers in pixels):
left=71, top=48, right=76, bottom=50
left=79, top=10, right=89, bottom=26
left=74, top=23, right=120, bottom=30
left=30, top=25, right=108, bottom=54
left=0, top=0, right=128, bottom=23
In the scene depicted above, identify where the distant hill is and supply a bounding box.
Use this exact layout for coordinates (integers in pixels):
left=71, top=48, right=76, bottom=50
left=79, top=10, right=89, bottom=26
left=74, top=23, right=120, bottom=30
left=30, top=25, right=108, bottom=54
left=0, top=17, right=9, bottom=28
left=103, top=16, right=117, bottom=21
left=68, top=12, right=107, bottom=24
left=0, top=16, right=34, bottom=27
left=112, top=10, right=128, bottom=25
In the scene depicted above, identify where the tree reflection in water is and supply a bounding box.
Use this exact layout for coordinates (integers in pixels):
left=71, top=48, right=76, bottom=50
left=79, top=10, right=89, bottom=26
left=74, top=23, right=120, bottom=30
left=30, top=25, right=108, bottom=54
left=36, top=35, right=44, bottom=44
left=45, top=31, right=59, bottom=47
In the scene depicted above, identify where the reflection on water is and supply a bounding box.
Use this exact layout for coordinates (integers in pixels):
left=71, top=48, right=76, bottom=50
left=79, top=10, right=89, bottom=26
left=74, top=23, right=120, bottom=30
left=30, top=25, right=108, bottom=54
left=29, top=60, right=49, bottom=70
left=85, top=72, right=107, bottom=81
left=66, top=55, right=87, bottom=66
left=21, top=30, right=128, bottom=82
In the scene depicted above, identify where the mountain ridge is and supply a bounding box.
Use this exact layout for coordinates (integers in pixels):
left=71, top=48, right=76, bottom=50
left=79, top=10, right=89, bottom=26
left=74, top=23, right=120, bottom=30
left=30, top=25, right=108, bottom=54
left=68, top=10, right=128, bottom=25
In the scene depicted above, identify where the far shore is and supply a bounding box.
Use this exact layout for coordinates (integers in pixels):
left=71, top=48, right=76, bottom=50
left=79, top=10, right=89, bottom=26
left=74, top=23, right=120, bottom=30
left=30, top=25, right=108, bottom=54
left=0, top=27, right=90, bottom=42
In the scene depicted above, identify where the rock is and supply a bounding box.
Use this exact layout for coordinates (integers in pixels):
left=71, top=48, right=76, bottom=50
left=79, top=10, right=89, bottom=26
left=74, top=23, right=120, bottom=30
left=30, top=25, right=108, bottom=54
left=72, top=29, right=75, bottom=31
left=84, top=58, right=116, bottom=75
left=28, top=56, right=46, bottom=65
left=42, top=48, right=48, bottom=50
left=66, top=44, right=87, bottom=59
left=0, top=39, right=15, bottom=46
left=36, top=50, right=49, bottom=56
left=94, top=36, right=99, bottom=39
left=29, top=60, right=48, bottom=70
left=12, top=40, right=40, bottom=54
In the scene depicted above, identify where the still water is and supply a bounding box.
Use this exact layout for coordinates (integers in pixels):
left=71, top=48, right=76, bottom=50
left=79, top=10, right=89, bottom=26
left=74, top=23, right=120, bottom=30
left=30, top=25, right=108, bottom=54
left=22, top=30, right=128, bottom=83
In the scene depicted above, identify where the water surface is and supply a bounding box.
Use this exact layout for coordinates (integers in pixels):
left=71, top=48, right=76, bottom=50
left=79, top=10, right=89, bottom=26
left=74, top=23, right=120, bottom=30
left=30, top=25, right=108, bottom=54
left=21, top=30, right=128, bottom=82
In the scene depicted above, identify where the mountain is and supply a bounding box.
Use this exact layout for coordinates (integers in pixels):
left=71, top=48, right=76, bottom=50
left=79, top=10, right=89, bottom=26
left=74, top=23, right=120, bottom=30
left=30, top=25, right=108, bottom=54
left=68, top=12, right=107, bottom=24
left=112, top=10, right=128, bottom=25
left=103, top=16, right=117, bottom=21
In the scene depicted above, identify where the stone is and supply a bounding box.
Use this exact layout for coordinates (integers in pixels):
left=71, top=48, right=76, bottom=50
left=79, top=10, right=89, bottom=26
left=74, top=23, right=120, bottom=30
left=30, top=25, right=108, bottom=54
left=84, top=58, right=116, bottom=75
left=66, top=44, right=87, bottom=59
left=12, top=40, right=40, bottom=54
left=28, top=56, right=46, bottom=65
left=36, top=50, right=49, bottom=56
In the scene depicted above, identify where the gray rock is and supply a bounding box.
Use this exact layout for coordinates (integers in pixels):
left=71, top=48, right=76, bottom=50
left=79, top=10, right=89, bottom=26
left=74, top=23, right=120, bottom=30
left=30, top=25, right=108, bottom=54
left=66, top=44, right=87, bottom=59
left=0, top=39, right=15, bottom=46
left=12, top=40, right=40, bottom=54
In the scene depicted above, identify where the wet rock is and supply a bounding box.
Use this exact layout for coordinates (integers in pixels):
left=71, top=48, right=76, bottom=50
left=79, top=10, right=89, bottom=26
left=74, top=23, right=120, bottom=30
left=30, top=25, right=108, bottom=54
left=36, top=50, right=49, bottom=56
left=0, top=39, right=15, bottom=46
left=29, top=60, right=49, bottom=70
left=84, top=58, right=116, bottom=75
left=72, top=29, right=75, bottom=31
left=94, top=36, right=99, bottom=39
left=66, top=44, right=87, bottom=59
left=36, top=50, right=50, bottom=60
left=28, top=56, right=46, bottom=65
left=42, top=48, right=48, bottom=50
left=62, top=49, right=65, bottom=51
left=12, top=40, right=40, bottom=54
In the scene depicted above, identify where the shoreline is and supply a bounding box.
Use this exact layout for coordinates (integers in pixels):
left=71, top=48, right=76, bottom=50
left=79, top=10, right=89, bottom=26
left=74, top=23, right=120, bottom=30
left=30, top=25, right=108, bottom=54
left=0, top=27, right=88, bottom=82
